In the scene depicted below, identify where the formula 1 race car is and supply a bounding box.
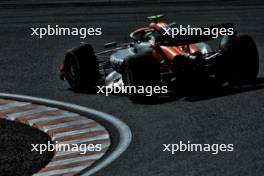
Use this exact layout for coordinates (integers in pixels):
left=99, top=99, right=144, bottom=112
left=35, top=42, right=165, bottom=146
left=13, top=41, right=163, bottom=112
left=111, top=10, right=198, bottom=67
left=59, top=14, right=259, bottom=101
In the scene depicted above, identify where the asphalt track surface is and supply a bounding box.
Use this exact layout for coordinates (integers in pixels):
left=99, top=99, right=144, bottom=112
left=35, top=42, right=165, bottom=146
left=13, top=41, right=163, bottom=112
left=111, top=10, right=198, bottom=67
left=0, top=118, right=54, bottom=176
left=0, top=1, right=264, bottom=176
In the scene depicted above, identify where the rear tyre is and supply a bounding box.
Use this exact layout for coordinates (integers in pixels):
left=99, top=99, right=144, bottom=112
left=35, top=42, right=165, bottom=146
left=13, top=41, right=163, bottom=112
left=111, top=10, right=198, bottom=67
left=122, top=53, right=160, bottom=102
left=223, top=35, right=259, bottom=85
left=64, top=43, right=100, bottom=91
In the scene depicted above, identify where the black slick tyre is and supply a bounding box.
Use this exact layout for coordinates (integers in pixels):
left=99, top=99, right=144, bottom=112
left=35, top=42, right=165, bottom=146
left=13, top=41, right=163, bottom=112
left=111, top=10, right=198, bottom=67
left=64, top=43, right=100, bottom=91
left=224, top=35, right=259, bottom=85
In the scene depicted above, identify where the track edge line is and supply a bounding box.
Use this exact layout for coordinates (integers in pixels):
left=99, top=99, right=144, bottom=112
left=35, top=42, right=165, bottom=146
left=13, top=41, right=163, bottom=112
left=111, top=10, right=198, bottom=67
left=0, top=93, right=132, bottom=176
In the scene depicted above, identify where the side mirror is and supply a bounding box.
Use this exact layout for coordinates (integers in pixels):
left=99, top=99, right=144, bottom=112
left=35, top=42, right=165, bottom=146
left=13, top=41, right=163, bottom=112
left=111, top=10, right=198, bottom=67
left=104, top=42, right=117, bottom=48
left=168, top=22, right=177, bottom=27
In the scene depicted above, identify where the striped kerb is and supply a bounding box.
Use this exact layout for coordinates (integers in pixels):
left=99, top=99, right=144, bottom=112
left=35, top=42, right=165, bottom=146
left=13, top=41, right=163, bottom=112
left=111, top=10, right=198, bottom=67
left=0, top=99, right=111, bottom=176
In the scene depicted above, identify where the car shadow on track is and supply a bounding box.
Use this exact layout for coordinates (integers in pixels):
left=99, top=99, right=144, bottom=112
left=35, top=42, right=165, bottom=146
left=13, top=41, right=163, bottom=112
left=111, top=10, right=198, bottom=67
left=67, top=78, right=264, bottom=104
left=155, top=77, right=264, bottom=104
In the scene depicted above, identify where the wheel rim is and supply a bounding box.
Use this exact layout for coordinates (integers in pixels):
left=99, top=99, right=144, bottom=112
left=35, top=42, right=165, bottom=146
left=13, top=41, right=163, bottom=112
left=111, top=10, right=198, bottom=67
left=65, top=55, right=81, bottom=87
left=69, top=61, right=78, bottom=81
left=124, top=68, right=133, bottom=87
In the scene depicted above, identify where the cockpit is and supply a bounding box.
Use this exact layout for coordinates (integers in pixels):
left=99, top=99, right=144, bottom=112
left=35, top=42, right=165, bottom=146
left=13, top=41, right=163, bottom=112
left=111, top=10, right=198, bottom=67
left=129, top=14, right=174, bottom=43
left=129, top=28, right=160, bottom=42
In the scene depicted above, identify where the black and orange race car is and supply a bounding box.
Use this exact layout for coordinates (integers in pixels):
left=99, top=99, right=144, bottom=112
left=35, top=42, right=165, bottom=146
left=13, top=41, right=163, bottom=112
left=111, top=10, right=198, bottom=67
left=59, top=14, right=259, bottom=101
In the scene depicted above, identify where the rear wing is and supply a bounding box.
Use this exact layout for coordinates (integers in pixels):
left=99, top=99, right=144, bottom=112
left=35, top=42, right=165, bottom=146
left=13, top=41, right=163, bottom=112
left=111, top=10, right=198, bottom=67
left=155, top=23, right=235, bottom=46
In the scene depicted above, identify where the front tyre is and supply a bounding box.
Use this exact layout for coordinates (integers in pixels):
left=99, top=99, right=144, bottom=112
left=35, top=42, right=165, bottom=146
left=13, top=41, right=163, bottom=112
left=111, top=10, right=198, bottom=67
left=64, top=43, right=100, bottom=91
